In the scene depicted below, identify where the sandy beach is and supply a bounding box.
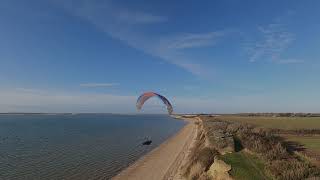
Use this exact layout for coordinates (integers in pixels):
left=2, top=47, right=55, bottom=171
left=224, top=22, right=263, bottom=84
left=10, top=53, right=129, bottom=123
left=112, top=118, right=198, bottom=180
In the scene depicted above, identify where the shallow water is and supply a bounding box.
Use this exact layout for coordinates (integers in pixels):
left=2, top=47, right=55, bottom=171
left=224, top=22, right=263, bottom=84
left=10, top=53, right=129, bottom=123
left=0, top=114, right=186, bottom=180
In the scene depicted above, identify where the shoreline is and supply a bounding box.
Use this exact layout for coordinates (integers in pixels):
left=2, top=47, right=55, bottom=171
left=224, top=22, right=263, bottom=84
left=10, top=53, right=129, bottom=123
left=112, top=117, right=198, bottom=180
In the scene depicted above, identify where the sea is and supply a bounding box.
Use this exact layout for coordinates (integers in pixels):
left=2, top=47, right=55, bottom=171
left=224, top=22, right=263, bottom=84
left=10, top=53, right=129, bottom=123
left=0, top=114, right=186, bottom=180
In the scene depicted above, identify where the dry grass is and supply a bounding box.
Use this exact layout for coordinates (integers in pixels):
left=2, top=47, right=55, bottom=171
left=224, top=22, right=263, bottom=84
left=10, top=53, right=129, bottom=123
left=202, top=117, right=320, bottom=179
left=183, top=117, right=320, bottom=179
left=189, top=162, right=204, bottom=180
left=182, top=145, right=218, bottom=179
left=181, top=125, right=219, bottom=180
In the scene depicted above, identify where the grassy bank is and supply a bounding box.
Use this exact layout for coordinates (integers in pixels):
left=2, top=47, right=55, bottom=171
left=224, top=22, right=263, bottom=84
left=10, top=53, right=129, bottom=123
left=181, top=116, right=320, bottom=179
left=220, top=151, right=270, bottom=180
left=202, top=116, right=320, bottom=179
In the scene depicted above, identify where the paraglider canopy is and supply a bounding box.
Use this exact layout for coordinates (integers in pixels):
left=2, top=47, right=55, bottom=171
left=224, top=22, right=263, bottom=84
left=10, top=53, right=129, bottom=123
left=136, top=92, right=173, bottom=114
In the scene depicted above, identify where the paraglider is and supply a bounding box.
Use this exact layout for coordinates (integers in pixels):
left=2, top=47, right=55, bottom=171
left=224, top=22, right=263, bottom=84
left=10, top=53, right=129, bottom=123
left=136, top=92, right=173, bottom=115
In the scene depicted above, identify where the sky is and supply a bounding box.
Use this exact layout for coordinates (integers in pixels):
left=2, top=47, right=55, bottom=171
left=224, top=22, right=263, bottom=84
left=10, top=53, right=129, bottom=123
left=1, top=0, right=320, bottom=113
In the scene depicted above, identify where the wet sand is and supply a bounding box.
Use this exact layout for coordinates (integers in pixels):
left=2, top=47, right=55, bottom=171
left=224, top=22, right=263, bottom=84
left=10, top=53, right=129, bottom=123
left=112, top=118, right=198, bottom=180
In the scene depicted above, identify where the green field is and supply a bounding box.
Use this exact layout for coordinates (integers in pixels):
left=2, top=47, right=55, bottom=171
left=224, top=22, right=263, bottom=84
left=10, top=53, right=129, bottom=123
left=286, top=136, right=320, bottom=152
left=210, top=116, right=320, bottom=130
left=220, top=151, right=270, bottom=180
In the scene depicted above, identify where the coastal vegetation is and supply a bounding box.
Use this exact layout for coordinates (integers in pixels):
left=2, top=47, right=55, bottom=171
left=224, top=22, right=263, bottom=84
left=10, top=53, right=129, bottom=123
left=220, top=151, right=270, bottom=180
left=181, top=123, right=219, bottom=180
left=212, top=115, right=320, bottom=167
left=214, top=115, right=320, bottom=130
left=181, top=115, right=320, bottom=180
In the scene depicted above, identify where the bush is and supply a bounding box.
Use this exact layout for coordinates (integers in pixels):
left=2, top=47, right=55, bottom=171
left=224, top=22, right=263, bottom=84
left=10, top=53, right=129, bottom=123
left=205, top=118, right=320, bottom=180
left=195, top=147, right=218, bottom=171
left=182, top=130, right=219, bottom=180
left=189, top=162, right=204, bottom=180
left=267, top=159, right=320, bottom=180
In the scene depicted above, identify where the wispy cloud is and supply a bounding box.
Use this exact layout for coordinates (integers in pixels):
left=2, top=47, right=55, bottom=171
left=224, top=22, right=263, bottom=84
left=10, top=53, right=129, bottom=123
left=164, top=32, right=224, bottom=49
left=15, top=88, right=46, bottom=94
left=57, top=0, right=225, bottom=77
left=115, top=10, right=167, bottom=24
left=80, top=83, right=119, bottom=87
left=276, top=59, right=304, bottom=64
left=183, top=85, right=200, bottom=91
left=246, top=17, right=301, bottom=64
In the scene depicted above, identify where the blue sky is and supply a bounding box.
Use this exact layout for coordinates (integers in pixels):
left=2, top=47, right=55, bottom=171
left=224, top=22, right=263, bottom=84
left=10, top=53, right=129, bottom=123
left=1, top=0, right=320, bottom=113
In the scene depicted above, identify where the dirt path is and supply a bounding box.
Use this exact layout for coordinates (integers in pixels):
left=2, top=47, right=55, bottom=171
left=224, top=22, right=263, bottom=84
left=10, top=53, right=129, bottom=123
left=112, top=119, right=197, bottom=180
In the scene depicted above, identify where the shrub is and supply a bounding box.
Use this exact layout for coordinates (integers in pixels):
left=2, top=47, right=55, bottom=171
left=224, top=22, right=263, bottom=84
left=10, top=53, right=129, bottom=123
left=267, top=159, right=320, bottom=180
left=195, top=147, right=218, bottom=171
left=204, top=118, right=320, bottom=179
left=182, top=128, right=219, bottom=180
left=189, top=162, right=204, bottom=180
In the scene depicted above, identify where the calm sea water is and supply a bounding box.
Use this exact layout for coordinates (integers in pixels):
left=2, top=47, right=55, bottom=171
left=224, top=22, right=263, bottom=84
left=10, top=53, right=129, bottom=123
left=0, top=114, right=186, bottom=180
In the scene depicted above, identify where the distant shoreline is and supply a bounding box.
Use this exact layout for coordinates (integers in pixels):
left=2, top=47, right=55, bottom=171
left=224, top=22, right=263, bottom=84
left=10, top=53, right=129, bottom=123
left=0, top=113, right=172, bottom=115
left=0, top=113, right=74, bottom=115
left=1, top=112, right=319, bottom=116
